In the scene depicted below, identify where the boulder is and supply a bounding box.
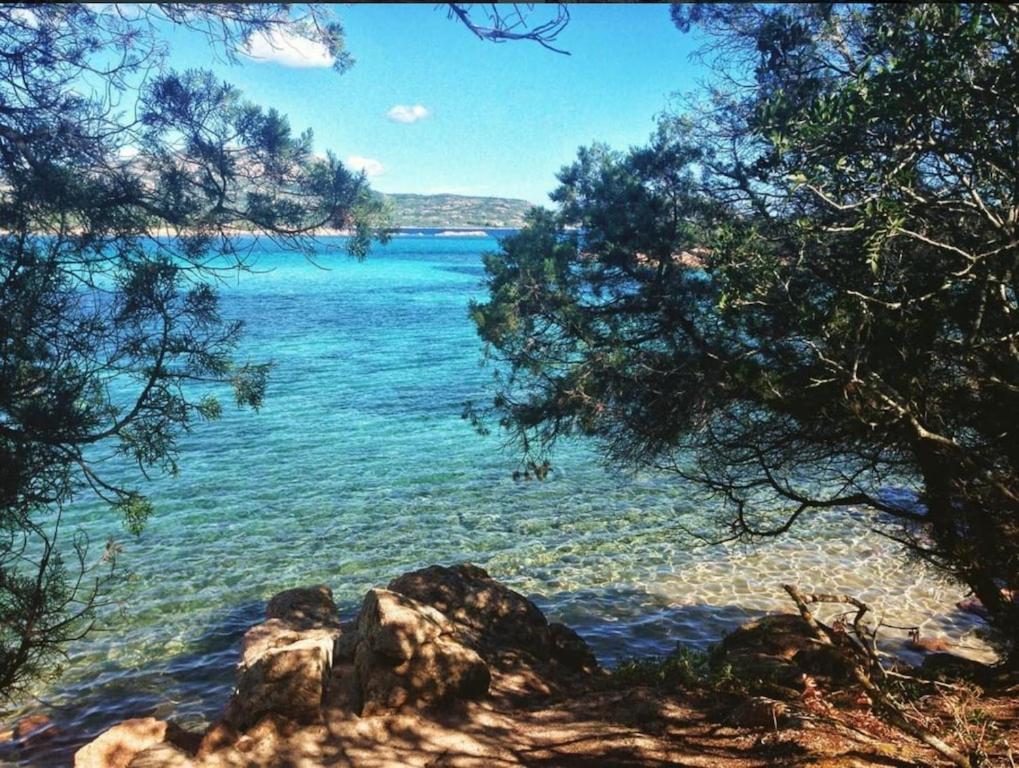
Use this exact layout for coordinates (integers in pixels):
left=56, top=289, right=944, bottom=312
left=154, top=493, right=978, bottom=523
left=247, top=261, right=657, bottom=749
left=920, top=652, right=995, bottom=683
left=266, top=584, right=339, bottom=628
left=549, top=622, right=599, bottom=673
left=388, top=564, right=550, bottom=656
left=13, top=713, right=53, bottom=743
left=357, top=588, right=454, bottom=661
left=226, top=585, right=343, bottom=730
left=334, top=624, right=359, bottom=663
left=388, top=564, right=599, bottom=675
left=717, top=614, right=816, bottom=662
left=239, top=619, right=338, bottom=670
left=230, top=633, right=334, bottom=729
left=74, top=718, right=170, bottom=768
left=195, top=721, right=239, bottom=759
left=220, top=569, right=596, bottom=729
left=354, top=587, right=490, bottom=712
left=713, top=614, right=858, bottom=698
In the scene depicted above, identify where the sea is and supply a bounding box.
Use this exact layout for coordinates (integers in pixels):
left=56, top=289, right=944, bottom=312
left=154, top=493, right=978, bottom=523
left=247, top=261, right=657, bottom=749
left=0, top=231, right=993, bottom=765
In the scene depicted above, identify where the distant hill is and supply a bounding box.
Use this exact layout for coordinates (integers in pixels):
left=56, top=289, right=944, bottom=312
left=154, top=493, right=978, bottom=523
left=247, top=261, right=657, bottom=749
left=380, top=193, right=534, bottom=228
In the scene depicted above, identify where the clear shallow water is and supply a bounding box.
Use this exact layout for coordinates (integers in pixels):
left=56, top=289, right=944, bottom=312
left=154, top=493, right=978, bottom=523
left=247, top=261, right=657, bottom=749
left=2, top=235, right=992, bottom=764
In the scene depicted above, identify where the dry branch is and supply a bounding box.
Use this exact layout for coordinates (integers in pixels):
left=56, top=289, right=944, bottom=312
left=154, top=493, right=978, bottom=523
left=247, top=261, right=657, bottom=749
left=783, top=584, right=972, bottom=768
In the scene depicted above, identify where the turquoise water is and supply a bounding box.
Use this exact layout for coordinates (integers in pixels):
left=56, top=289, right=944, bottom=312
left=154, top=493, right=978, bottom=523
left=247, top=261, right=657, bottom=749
left=2, top=235, right=990, bottom=764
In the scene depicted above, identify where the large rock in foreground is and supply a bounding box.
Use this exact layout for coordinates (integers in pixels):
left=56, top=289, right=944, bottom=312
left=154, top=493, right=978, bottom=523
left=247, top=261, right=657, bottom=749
left=388, top=563, right=597, bottom=673
left=76, top=565, right=600, bottom=765
left=353, top=588, right=490, bottom=713
left=226, top=585, right=342, bottom=729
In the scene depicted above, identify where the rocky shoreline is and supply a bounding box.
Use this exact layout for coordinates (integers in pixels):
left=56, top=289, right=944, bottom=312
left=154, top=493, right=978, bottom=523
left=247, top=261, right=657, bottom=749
left=9, top=563, right=1017, bottom=767
left=73, top=564, right=604, bottom=768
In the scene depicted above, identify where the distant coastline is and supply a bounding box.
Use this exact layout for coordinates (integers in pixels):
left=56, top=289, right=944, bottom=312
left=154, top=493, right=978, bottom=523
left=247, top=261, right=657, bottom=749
left=380, top=192, right=533, bottom=229
left=1, top=192, right=534, bottom=238
left=4, top=224, right=519, bottom=238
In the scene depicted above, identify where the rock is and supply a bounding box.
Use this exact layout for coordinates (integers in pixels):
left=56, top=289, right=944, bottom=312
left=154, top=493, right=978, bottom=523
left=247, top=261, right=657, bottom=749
left=357, top=588, right=453, bottom=661
left=74, top=718, right=171, bottom=768
left=13, top=713, right=53, bottom=742
left=334, top=624, right=359, bottom=663
left=387, top=564, right=599, bottom=678
left=239, top=619, right=338, bottom=669
left=549, top=622, right=599, bottom=673
left=920, top=652, right=994, bottom=683
left=227, top=586, right=343, bottom=730
left=246, top=713, right=300, bottom=744
left=712, top=614, right=824, bottom=695
left=266, top=584, right=339, bottom=628
left=126, top=742, right=194, bottom=768
left=791, top=645, right=856, bottom=682
left=354, top=587, right=490, bottom=712
left=355, top=636, right=490, bottom=713
left=728, top=696, right=788, bottom=728
left=718, top=614, right=816, bottom=661
left=388, top=563, right=552, bottom=659
left=226, top=716, right=297, bottom=760
left=231, top=638, right=332, bottom=729
left=956, top=596, right=988, bottom=618
left=163, top=722, right=202, bottom=755
left=195, top=721, right=239, bottom=759
left=907, top=635, right=951, bottom=653
left=324, top=661, right=363, bottom=713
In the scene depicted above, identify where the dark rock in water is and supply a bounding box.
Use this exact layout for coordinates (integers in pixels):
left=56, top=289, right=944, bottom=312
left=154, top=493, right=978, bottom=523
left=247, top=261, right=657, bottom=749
left=266, top=584, right=340, bottom=628
left=353, top=587, right=490, bottom=713
left=956, top=596, right=988, bottom=618
left=920, top=652, right=995, bottom=683
left=13, top=713, right=54, bottom=743
left=906, top=635, right=951, bottom=654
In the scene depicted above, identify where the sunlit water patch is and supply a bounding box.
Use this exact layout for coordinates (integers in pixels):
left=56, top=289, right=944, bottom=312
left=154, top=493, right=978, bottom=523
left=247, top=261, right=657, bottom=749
left=1, top=236, right=994, bottom=765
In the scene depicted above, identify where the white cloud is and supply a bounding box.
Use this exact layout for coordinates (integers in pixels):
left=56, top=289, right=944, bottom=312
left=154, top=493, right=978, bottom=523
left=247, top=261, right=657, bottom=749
left=243, top=27, right=334, bottom=69
left=346, top=155, right=384, bottom=178
left=386, top=104, right=430, bottom=124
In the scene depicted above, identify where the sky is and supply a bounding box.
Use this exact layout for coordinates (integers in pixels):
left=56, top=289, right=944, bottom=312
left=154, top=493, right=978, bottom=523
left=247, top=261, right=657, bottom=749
left=162, top=4, right=709, bottom=206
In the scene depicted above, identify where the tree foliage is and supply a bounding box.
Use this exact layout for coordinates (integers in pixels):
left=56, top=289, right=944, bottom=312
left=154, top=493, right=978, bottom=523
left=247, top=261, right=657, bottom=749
left=472, top=4, right=1019, bottom=658
left=0, top=3, right=386, bottom=699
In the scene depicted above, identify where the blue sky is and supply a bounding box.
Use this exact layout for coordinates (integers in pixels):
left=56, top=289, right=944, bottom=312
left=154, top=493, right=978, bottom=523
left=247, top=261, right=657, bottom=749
left=163, top=4, right=708, bottom=205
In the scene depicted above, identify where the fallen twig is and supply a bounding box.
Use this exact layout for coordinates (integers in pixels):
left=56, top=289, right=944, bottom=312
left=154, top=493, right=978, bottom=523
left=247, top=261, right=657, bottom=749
left=783, top=584, right=972, bottom=768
